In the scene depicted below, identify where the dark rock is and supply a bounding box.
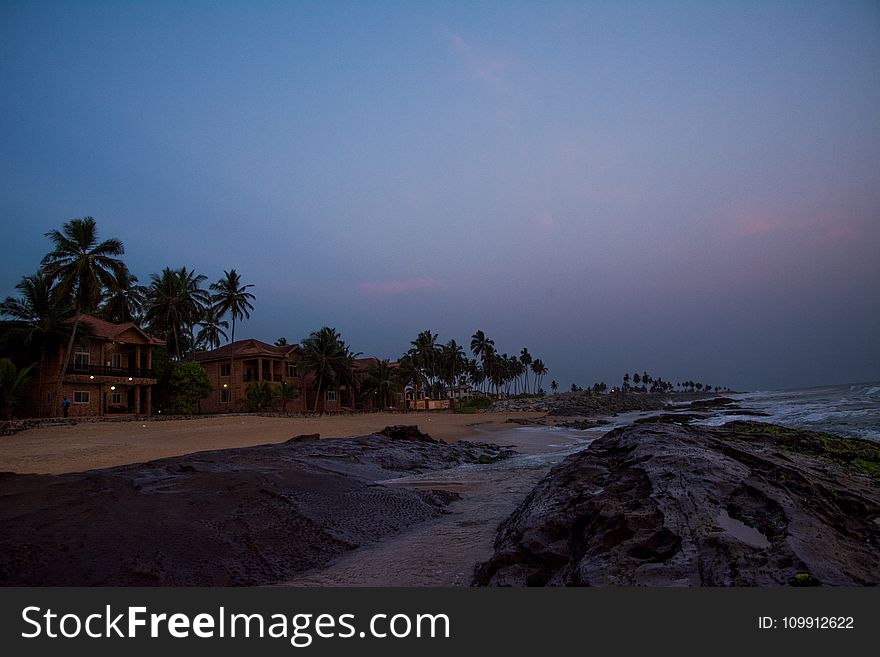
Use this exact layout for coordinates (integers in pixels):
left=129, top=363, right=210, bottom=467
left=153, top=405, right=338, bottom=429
left=284, top=433, right=320, bottom=443
left=378, top=425, right=438, bottom=443
left=0, top=428, right=511, bottom=586
left=633, top=413, right=706, bottom=425
left=474, top=422, right=879, bottom=586
left=687, top=397, right=737, bottom=410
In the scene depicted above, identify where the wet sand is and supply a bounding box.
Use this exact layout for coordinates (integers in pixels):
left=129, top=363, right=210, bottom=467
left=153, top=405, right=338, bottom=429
left=0, top=412, right=544, bottom=475
left=283, top=425, right=606, bottom=586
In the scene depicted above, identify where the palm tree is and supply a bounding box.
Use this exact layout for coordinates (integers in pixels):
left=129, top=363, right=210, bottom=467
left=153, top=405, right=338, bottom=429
left=101, top=268, right=147, bottom=324
left=1, top=270, right=74, bottom=417
left=277, top=380, right=300, bottom=413
left=531, top=359, right=547, bottom=393
left=246, top=380, right=276, bottom=411
left=41, top=217, right=126, bottom=415
left=410, top=330, right=439, bottom=391
left=396, top=351, right=426, bottom=409
left=470, top=330, right=495, bottom=392
left=0, top=358, right=34, bottom=420
left=210, top=269, right=255, bottom=344
left=300, top=327, right=348, bottom=413
left=144, top=267, right=208, bottom=358
left=195, top=307, right=229, bottom=351
left=440, top=340, right=466, bottom=407
left=550, top=380, right=558, bottom=394
left=519, top=348, right=533, bottom=394
left=362, top=359, right=398, bottom=409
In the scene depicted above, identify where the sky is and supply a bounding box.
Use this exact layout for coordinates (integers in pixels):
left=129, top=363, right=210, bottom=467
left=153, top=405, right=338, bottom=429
left=1, top=0, right=878, bottom=391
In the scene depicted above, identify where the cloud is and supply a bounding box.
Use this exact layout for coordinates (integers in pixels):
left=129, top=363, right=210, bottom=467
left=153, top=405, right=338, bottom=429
left=356, top=278, right=437, bottom=295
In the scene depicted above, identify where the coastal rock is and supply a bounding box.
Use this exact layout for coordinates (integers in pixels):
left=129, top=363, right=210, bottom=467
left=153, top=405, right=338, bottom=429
left=378, top=425, right=438, bottom=443
left=284, top=433, right=320, bottom=443
left=0, top=429, right=512, bottom=586
left=474, top=422, right=879, bottom=586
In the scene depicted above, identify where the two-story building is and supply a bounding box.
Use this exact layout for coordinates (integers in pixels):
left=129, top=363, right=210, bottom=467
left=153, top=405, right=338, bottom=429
left=27, top=314, right=164, bottom=417
left=190, top=341, right=405, bottom=413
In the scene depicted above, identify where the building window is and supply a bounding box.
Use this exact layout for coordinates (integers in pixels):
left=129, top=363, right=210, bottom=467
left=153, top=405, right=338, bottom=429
left=221, top=388, right=232, bottom=404
left=73, top=391, right=90, bottom=404
left=73, top=351, right=90, bottom=368
left=220, top=363, right=231, bottom=377
left=325, top=389, right=336, bottom=402
left=111, top=392, right=122, bottom=405
left=287, top=363, right=298, bottom=378
left=111, top=353, right=123, bottom=368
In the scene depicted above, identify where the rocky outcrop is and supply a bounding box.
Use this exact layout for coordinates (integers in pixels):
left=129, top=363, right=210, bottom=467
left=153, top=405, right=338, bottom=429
left=486, top=391, right=715, bottom=418
left=0, top=427, right=512, bottom=586
left=474, top=422, right=880, bottom=586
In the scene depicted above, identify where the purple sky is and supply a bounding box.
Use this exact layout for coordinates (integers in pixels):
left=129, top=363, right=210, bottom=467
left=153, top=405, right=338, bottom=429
left=2, top=1, right=878, bottom=391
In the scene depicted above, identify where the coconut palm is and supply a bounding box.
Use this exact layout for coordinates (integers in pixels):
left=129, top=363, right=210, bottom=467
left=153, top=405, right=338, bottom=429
left=396, top=351, right=427, bottom=409
left=41, top=217, right=127, bottom=415
left=300, top=327, right=349, bottom=413
left=101, top=268, right=147, bottom=324
left=550, top=380, right=558, bottom=394
left=277, top=380, right=300, bottom=413
left=210, top=269, right=255, bottom=344
left=362, top=359, right=399, bottom=409
left=0, top=358, right=34, bottom=420
left=531, top=359, right=548, bottom=393
left=440, top=340, right=466, bottom=407
left=410, top=330, right=439, bottom=389
left=470, top=330, right=495, bottom=392
left=0, top=270, right=75, bottom=417
left=195, top=307, right=229, bottom=351
left=144, top=267, right=209, bottom=358
left=519, top=348, right=533, bottom=394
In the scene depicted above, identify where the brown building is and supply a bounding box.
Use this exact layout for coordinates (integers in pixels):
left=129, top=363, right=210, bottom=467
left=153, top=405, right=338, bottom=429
left=189, top=341, right=404, bottom=413
left=25, top=314, right=164, bottom=418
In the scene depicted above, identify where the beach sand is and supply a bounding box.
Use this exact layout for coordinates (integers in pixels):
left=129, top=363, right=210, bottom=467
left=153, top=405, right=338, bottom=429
left=0, top=411, right=545, bottom=475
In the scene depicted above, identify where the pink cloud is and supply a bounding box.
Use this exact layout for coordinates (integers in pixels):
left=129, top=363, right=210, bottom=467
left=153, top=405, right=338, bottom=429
left=356, top=278, right=437, bottom=295
left=731, top=208, right=862, bottom=243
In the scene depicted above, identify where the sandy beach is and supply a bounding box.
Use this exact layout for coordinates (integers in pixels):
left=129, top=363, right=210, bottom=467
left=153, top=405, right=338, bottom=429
left=0, top=411, right=545, bottom=475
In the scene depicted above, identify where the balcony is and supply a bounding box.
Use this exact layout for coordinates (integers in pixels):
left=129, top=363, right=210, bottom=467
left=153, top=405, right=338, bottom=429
left=242, top=373, right=284, bottom=383
left=69, top=363, right=156, bottom=379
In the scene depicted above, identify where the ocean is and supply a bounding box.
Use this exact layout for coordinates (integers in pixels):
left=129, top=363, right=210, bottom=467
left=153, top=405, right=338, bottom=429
left=696, top=381, right=880, bottom=442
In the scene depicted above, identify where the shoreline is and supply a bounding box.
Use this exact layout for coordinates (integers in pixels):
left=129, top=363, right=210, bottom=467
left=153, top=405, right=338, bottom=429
left=0, top=411, right=546, bottom=475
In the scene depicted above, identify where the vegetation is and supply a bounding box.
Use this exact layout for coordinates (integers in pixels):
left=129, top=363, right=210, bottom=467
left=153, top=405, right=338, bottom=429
left=453, top=396, right=493, bottom=414
left=618, top=371, right=731, bottom=394
left=41, top=217, right=127, bottom=415
left=246, top=380, right=277, bottom=412
left=0, top=358, right=34, bottom=420
left=277, top=380, right=300, bottom=412
left=300, top=327, right=357, bottom=413
left=728, top=422, right=880, bottom=481
left=166, top=361, right=212, bottom=414
left=210, top=269, right=255, bottom=344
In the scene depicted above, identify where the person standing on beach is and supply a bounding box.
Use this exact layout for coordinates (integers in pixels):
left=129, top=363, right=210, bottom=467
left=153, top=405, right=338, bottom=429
left=61, top=397, right=70, bottom=418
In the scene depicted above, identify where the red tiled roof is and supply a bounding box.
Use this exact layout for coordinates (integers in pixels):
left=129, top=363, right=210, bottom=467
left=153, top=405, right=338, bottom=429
left=190, top=339, right=302, bottom=362
left=74, top=314, right=165, bottom=345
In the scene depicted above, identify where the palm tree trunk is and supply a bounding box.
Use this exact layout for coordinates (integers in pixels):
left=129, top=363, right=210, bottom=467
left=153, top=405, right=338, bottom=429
left=312, top=371, right=323, bottom=413
left=53, top=314, right=81, bottom=417
left=38, top=349, right=46, bottom=418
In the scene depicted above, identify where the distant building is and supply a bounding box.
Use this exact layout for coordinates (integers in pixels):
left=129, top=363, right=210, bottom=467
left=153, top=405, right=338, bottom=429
left=23, top=314, right=164, bottom=417
left=189, top=341, right=404, bottom=413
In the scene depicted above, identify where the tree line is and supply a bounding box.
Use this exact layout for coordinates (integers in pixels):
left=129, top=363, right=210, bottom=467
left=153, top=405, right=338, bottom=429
left=0, top=217, right=256, bottom=416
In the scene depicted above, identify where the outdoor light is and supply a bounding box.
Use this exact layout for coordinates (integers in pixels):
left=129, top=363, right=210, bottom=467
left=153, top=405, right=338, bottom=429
left=110, top=386, right=116, bottom=391
left=89, top=375, right=94, bottom=379
left=128, top=377, right=133, bottom=381
left=223, top=383, right=228, bottom=388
